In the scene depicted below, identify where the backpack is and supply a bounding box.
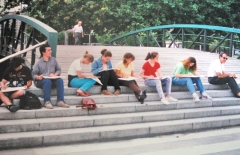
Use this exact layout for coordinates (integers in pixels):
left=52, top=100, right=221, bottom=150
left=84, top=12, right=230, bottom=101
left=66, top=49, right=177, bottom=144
left=19, top=91, right=42, bottom=110
left=76, top=98, right=97, bottom=110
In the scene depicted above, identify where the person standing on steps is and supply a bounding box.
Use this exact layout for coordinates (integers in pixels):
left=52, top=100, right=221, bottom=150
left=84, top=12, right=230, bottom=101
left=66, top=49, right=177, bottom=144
left=72, top=21, right=84, bottom=45
left=115, top=52, right=147, bottom=104
left=208, top=52, right=240, bottom=97
left=172, top=57, right=212, bottom=102
left=32, top=44, right=69, bottom=109
left=140, top=52, right=178, bottom=105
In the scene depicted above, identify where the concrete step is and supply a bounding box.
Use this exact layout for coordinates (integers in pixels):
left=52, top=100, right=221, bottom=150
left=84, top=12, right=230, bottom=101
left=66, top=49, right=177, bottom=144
left=10, top=89, right=234, bottom=107
left=2, top=97, right=240, bottom=120
left=1, top=114, right=240, bottom=149
left=1, top=105, right=240, bottom=134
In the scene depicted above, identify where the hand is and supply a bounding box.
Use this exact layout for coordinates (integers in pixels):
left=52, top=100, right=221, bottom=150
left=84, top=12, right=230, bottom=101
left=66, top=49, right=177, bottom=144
left=85, top=73, right=94, bottom=78
left=122, top=74, right=129, bottom=78
left=37, top=75, right=43, bottom=80
left=1, top=85, right=7, bottom=90
left=24, top=85, right=29, bottom=91
left=102, top=64, right=107, bottom=70
left=229, top=73, right=237, bottom=78
left=49, top=73, right=56, bottom=77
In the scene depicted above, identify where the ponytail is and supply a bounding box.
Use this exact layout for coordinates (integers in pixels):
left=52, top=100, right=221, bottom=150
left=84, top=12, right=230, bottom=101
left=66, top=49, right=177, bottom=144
left=144, top=51, right=158, bottom=60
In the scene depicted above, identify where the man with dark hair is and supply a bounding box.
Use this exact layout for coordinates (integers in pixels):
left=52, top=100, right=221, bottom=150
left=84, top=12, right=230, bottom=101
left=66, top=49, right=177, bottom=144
left=1, top=57, right=32, bottom=112
left=32, top=44, right=69, bottom=109
left=208, top=52, right=240, bottom=97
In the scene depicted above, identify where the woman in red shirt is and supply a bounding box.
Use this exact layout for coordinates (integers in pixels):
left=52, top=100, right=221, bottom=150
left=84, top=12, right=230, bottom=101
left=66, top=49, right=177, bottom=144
left=140, top=52, right=177, bottom=104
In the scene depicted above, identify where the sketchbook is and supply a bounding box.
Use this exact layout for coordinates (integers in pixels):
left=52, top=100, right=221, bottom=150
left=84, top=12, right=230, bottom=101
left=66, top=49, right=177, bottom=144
left=85, top=76, right=103, bottom=85
left=99, top=68, right=116, bottom=72
left=118, top=76, right=140, bottom=81
left=1, top=86, right=26, bottom=92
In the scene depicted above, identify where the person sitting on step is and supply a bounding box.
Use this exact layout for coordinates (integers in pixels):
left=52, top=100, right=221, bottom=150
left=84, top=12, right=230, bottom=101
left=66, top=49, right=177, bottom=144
left=1, top=57, right=32, bottom=112
left=208, top=52, right=240, bottom=97
left=115, top=52, right=147, bottom=104
left=32, top=44, right=69, bottom=109
left=139, top=52, right=178, bottom=104
left=91, top=49, right=121, bottom=95
left=172, top=57, right=212, bottom=102
left=68, top=51, right=96, bottom=96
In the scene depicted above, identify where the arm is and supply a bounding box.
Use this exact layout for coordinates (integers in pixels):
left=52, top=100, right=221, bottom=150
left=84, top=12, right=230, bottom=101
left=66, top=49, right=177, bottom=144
left=217, top=71, right=236, bottom=78
left=32, top=62, right=43, bottom=81
left=1, top=79, right=8, bottom=90
left=76, top=70, right=93, bottom=78
left=25, top=80, right=32, bottom=90
left=49, top=59, right=61, bottom=77
left=156, top=68, right=163, bottom=78
left=91, top=60, right=102, bottom=75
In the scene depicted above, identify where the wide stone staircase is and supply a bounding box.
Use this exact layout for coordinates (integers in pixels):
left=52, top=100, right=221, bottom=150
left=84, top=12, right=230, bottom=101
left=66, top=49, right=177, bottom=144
left=1, top=46, right=240, bottom=149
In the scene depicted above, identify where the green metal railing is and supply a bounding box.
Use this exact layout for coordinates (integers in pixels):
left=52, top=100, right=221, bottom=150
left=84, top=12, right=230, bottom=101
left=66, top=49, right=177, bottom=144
left=0, top=15, right=58, bottom=57
left=109, top=24, right=240, bottom=57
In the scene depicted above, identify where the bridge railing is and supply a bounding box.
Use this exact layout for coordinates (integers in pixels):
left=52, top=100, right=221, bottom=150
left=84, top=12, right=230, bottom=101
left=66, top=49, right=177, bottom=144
left=0, top=15, right=58, bottom=69
left=109, top=24, right=240, bottom=57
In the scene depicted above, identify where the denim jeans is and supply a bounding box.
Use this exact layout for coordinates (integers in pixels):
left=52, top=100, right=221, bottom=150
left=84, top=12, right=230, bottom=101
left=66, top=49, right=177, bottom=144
left=208, top=76, right=240, bottom=96
left=172, top=77, right=205, bottom=94
left=70, top=78, right=96, bottom=92
left=36, top=78, right=64, bottom=103
left=144, top=76, right=172, bottom=98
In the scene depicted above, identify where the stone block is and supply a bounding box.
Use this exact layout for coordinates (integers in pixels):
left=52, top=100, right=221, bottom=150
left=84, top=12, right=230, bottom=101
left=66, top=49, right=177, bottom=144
left=135, top=101, right=177, bottom=112
left=38, top=116, right=94, bottom=130
left=184, top=109, right=221, bottom=119
left=149, top=121, right=192, bottom=134
left=92, top=113, right=142, bottom=126
left=42, top=128, right=100, bottom=145
left=35, top=106, right=88, bottom=118
left=0, top=132, right=42, bottom=149
left=142, top=111, right=184, bottom=122
left=193, top=118, right=230, bottom=130
left=97, top=124, right=149, bottom=139
left=88, top=103, right=136, bottom=115
left=0, top=119, right=39, bottom=133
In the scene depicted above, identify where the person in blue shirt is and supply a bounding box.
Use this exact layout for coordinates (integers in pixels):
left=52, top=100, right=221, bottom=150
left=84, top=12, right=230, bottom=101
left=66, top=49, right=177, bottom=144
left=91, top=49, right=120, bottom=95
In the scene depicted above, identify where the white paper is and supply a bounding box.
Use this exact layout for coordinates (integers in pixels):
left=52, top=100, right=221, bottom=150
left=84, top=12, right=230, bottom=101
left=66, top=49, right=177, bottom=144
left=1, top=86, right=26, bottom=92
left=85, top=76, right=103, bottom=85
left=99, top=68, right=116, bottom=72
left=118, top=76, right=140, bottom=81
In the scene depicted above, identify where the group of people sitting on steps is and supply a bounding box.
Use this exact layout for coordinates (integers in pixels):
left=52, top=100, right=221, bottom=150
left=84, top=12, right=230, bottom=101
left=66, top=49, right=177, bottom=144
left=0, top=43, right=240, bottom=113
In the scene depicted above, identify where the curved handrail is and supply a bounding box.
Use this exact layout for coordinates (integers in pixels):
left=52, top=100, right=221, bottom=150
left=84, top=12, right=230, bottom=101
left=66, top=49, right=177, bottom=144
left=0, top=15, right=58, bottom=57
left=109, top=24, right=240, bottom=43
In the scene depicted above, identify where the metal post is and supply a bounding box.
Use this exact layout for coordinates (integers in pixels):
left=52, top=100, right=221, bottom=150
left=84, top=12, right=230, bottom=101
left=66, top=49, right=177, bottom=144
left=203, top=29, right=207, bottom=51
left=229, top=33, right=233, bottom=57
left=147, top=31, right=149, bottom=46
left=182, top=28, right=184, bottom=48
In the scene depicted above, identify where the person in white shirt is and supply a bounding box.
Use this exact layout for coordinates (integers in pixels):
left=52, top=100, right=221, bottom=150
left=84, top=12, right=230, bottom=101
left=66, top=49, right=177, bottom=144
left=208, top=52, right=240, bottom=97
left=72, top=21, right=84, bottom=45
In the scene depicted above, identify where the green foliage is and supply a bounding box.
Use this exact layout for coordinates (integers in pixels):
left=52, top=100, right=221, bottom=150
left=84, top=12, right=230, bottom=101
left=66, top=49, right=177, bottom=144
left=58, top=31, right=65, bottom=45
left=3, top=0, right=240, bottom=44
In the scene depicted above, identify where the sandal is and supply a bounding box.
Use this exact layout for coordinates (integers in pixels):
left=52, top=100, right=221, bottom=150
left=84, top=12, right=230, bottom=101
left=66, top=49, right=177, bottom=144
left=76, top=90, right=88, bottom=97
left=6, top=105, right=19, bottom=112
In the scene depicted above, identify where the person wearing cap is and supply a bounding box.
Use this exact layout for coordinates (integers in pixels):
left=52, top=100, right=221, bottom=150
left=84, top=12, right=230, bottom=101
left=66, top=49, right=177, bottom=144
left=208, top=52, right=240, bottom=97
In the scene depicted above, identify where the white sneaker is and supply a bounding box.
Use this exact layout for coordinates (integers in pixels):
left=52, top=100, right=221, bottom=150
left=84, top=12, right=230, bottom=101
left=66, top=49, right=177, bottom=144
left=192, top=93, right=200, bottom=102
left=161, top=98, right=170, bottom=104
left=166, top=96, right=178, bottom=102
left=202, top=92, right=212, bottom=100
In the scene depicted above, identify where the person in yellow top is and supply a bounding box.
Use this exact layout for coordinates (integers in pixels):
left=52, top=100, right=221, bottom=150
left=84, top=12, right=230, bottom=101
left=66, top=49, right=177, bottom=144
left=116, top=52, right=147, bottom=104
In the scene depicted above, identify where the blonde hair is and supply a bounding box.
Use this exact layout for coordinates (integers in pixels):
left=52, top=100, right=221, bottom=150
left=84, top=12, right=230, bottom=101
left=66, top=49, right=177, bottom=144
left=83, top=50, right=94, bottom=62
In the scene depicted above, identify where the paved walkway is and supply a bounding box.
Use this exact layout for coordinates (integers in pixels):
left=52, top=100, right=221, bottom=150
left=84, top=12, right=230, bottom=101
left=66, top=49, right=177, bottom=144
left=2, top=126, right=240, bottom=155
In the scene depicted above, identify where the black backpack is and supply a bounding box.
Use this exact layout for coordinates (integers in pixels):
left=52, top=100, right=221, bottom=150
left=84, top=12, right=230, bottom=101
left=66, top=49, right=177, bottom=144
left=19, top=91, right=42, bottom=110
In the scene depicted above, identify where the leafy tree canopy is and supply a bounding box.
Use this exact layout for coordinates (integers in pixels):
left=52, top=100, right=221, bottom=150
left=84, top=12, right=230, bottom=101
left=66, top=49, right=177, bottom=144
left=3, top=0, right=240, bottom=39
